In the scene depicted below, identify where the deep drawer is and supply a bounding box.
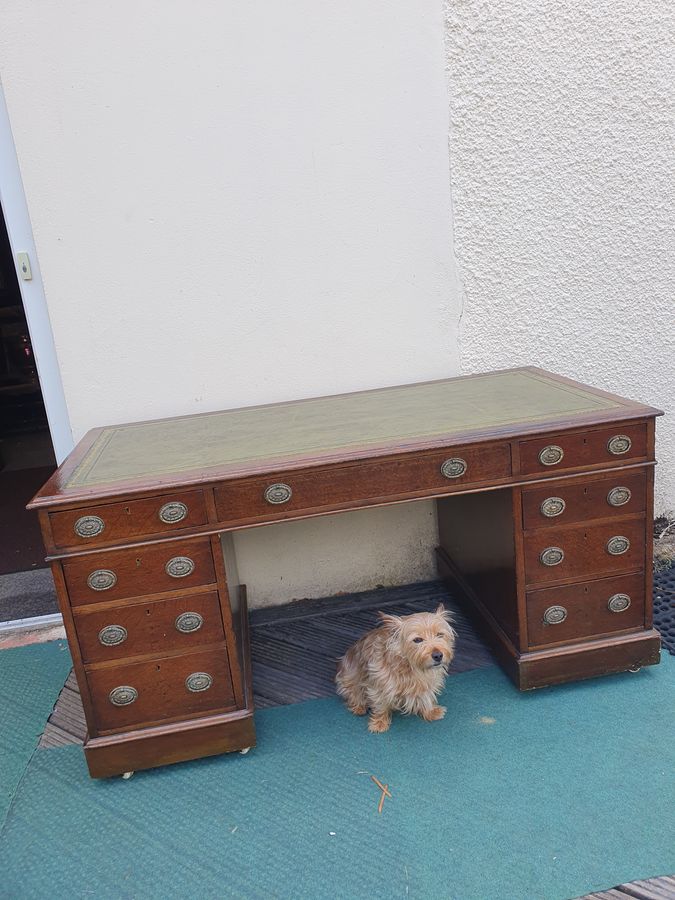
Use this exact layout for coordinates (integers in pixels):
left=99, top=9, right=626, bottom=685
left=49, top=490, right=209, bottom=549
left=87, top=646, right=235, bottom=732
left=74, top=590, right=225, bottom=664
left=215, top=444, right=512, bottom=525
left=523, top=518, right=646, bottom=587
left=521, top=470, right=647, bottom=530
left=519, top=422, right=648, bottom=476
left=62, top=537, right=216, bottom=607
left=526, top=572, right=646, bottom=647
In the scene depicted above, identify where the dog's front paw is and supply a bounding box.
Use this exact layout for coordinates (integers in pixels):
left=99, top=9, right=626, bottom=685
left=349, top=704, right=368, bottom=716
left=368, top=712, right=391, bottom=733
left=421, top=705, right=446, bottom=722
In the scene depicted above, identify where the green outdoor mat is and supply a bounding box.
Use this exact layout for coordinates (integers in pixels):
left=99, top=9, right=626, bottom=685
left=1, top=653, right=674, bottom=900
left=0, top=640, right=71, bottom=829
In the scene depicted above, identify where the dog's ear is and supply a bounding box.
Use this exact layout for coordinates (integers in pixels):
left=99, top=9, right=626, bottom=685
left=378, top=611, right=403, bottom=633
left=435, top=603, right=453, bottom=621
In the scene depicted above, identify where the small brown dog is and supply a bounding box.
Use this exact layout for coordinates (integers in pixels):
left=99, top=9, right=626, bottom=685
left=335, top=605, right=456, bottom=733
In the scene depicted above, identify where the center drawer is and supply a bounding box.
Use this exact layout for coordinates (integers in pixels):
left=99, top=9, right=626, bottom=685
left=87, top=646, right=235, bottom=733
left=74, top=590, right=225, bottom=664
left=215, top=443, right=511, bottom=525
left=523, top=518, right=646, bottom=587
left=62, top=537, right=216, bottom=607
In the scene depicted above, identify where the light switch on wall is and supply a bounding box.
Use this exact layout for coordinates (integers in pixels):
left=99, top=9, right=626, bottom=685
left=16, top=251, right=32, bottom=280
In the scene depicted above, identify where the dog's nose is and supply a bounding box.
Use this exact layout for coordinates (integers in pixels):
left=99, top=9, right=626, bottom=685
left=432, top=651, right=443, bottom=663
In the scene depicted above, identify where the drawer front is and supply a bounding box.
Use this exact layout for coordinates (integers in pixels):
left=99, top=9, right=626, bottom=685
left=527, top=573, right=646, bottom=647
left=49, top=490, right=209, bottom=549
left=523, top=519, right=645, bottom=587
left=63, top=537, right=216, bottom=607
left=519, top=422, right=647, bottom=476
left=522, top=470, right=647, bottom=530
left=87, top=647, right=235, bottom=732
left=74, top=590, right=225, bottom=664
left=215, top=444, right=512, bottom=524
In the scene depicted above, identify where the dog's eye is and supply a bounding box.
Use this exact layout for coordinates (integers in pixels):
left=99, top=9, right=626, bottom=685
left=412, top=637, right=423, bottom=643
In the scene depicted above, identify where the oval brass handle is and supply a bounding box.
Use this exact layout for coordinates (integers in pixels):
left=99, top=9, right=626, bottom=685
left=74, top=515, right=105, bottom=538
left=540, top=547, right=564, bottom=567
left=539, top=445, right=564, bottom=466
left=264, top=483, right=292, bottom=504
left=87, top=569, right=117, bottom=591
left=607, top=434, right=632, bottom=455
left=608, top=593, right=631, bottom=613
left=540, top=497, right=566, bottom=518
left=98, top=624, right=127, bottom=646
left=440, top=457, right=467, bottom=479
left=159, top=501, right=188, bottom=524
left=607, top=536, right=630, bottom=556
left=165, top=556, right=195, bottom=578
left=109, top=685, right=138, bottom=706
left=175, top=612, right=204, bottom=633
left=607, top=486, right=631, bottom=507
left=185, top=672, right=213, bottom=693
left=543, top=605, right=567, bottom=625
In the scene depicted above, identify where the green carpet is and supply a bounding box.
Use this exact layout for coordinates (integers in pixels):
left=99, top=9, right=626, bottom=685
left=2, top=654, right=674, bottom=900
left=0, top=640, right=72, bottom=830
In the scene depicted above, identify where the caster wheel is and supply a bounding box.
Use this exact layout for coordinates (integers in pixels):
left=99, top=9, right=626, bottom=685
left=122, top=771, right=134, bottom=779
left=628, top=665, right=642, bottom=673
left=239, top=747, right=251, bottom=755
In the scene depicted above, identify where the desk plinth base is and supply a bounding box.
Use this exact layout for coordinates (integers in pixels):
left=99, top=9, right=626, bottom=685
left=436, top=546, right=661, bottom=691
left=84, top=707, right=256, bottom=779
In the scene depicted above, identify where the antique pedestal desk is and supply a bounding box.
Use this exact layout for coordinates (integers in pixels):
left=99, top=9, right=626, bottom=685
left=29, top=368, right=662, bottom=777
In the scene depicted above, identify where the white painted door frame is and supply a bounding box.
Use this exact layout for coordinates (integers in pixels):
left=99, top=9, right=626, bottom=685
left=0, top=87, right=73, bottom=463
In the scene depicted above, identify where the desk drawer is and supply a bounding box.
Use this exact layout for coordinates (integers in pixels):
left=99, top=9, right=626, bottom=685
left=87, top=646, right=235, bottom=733
left=215, top=444, right=511, bottom=525
left=49, top=490, right=209, bottom=550
left=526, top=573, right=645, bottom=647
left=522, top=470, right=647, bottom=530
left=63, top=537, right=216, bottom=607
left=519, top=422, right=647, bottom=476
left=523, top=519, right=645, bottom=587
left=74, top=590, right=225, bottom=664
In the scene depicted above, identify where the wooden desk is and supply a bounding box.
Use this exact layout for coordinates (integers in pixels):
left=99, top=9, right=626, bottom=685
left=29, top=367, right=663, bottom=777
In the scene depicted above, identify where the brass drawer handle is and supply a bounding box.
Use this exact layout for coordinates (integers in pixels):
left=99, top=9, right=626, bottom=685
left=159, top=501, right=188, bottom=524
left=109, top=685, right=138, bottom=706
left=540, top=546, right=564, bottom=567
left=539, top=445, right=564, bottom=466
left=185, top=672, right=213, bottom=692
left=264, top=483, right=292, bottom=504
left=607, top=486, right=631, bottom=507
left=87, top=569, right=117, bottom=591
left=98, top=624, right=127, bottom=646
left=175, top=612, right=204, bottom=633
left=543, top=605, right=567, bottom=625
left=165, top=556, right=195, bottom=578
left=608, top=593, right=631, bottom=613
left=74, top=515, right=105, bottom=538
left=540, top=497, right=566, bottom=518
left=607, top=536, right=630, bottom=555
left=607, top=434, right=632, bottom=455
left=440, top=457, right=467, bottom=479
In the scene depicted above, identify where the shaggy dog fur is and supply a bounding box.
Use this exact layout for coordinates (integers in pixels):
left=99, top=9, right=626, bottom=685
left=335, top=605, right=456, bottom=733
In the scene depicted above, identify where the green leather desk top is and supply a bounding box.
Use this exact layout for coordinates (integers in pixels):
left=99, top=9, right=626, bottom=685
left=46, top=367, right=649, bottom=498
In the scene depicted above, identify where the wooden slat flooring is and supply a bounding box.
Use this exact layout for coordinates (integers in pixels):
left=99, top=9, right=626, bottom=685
left=37, top=579, right=675, bottom=900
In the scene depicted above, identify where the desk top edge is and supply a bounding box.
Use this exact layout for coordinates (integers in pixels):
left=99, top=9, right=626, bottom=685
left=29, top=367, right=663, bottom=509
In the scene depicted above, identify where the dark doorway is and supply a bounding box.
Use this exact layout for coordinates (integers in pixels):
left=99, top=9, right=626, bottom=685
left=0, top=200, right=57, bottom=620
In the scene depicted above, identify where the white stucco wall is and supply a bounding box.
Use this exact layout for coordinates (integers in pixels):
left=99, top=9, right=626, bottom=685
left=0, top=1, right=460, bottom=604
left=445, top=0, right=675, bottom=512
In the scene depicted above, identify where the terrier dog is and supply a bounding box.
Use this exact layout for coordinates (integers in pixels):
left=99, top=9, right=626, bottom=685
left=335, top=605, right=456, bottom=733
